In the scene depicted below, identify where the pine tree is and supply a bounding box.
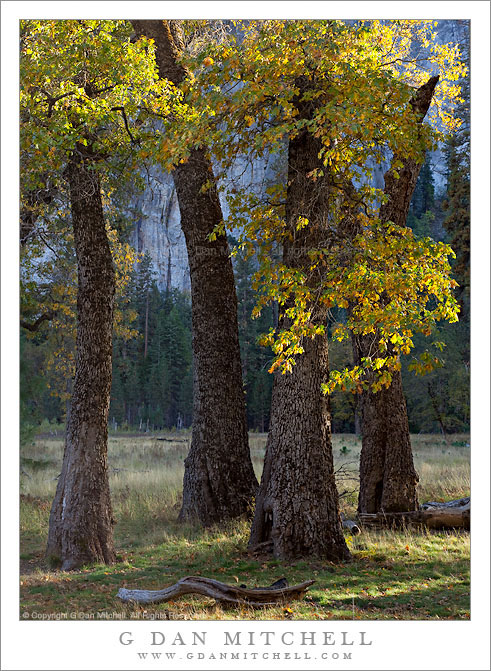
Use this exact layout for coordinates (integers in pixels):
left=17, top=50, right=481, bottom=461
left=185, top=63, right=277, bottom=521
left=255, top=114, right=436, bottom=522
left=409, top=154, right=435, bottom=220
left=234, top=246, right=274, bottom=431
left=442, top=75, right=470, bottom=313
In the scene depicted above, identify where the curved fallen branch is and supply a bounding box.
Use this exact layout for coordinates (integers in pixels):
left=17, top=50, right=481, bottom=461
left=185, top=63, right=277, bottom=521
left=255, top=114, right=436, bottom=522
left=117, top=576, right=315, bottom=608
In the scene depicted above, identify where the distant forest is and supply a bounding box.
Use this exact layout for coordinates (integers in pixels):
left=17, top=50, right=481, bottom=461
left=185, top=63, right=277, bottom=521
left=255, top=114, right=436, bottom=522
left=20, top=19, right=469, bottom=441
left=21, top=145, right=469, bottom=436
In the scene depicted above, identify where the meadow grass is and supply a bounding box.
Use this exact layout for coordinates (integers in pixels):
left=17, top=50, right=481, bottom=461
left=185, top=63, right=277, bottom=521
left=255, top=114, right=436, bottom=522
left=20, top=432, right=470, bottom=620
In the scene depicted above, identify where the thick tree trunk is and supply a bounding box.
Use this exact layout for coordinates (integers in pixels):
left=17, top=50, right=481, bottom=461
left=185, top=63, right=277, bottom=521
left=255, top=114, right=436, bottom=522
left=131, top=20, right=257, bottom=525
left=249, top=337, right=350, bottom=560
left=355, top=336, right=419, bottom=513
left=356, top=76, right=439, bottom=514
left=249, top=77, right=350, bottom=561
left=46, top=149, right=116, bottom=570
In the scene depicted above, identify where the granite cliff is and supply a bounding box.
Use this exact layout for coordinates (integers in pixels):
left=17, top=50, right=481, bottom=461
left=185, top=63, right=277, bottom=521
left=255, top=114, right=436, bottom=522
left=129, top=20, right=469, bottom=292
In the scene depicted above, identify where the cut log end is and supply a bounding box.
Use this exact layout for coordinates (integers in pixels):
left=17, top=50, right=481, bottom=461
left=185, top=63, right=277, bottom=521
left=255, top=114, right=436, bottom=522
left=342, top=519, right=362, bottom=536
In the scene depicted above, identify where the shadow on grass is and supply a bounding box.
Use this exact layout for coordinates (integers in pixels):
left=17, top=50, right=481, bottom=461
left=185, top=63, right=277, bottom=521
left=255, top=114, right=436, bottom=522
left=20, top=526, right=470, bottom=621
left=330, top=582, right=470, bottom=620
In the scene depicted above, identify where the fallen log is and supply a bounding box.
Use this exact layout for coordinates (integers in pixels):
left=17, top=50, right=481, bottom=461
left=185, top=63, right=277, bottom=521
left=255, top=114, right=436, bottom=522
left=358, top=498, right=470, bottom=530
left=419, top=497, right=470, bottom=529
left=340, top=513, right=361, bottom=536
left=156, top=438, right=189, bottom=443
left=342, top=518, right=362, bottom=535
left=420, top=496, right=469, bottom=510
left=117, top=576, right=315, bottom=608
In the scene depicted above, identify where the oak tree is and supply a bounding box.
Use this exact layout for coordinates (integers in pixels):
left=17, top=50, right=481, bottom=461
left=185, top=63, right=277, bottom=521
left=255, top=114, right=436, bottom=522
left=21, top=19, right=162, bottom=568
left=164, top=19, right=464, bottom=555
left=130, top=20, right=258, bottom=526
left=354, top=76, right=440, bottom=514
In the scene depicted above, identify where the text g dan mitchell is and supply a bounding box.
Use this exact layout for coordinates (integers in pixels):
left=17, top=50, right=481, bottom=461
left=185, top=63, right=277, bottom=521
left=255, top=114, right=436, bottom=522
left=119, top=629, right=373, bottom=648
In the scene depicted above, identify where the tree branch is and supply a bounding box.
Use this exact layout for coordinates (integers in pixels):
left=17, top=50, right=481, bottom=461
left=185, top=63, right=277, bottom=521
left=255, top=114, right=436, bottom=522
left=20, top=180, right=57, bottom=246
left=39, top=89, right=77, bottom=118
left=379, top=74, right=440, bottom=227
left=111, top=106, right=137, bottom=144
left=117, top=576, right=315, bottom=608
left=20, top=311, right=56, bottom=332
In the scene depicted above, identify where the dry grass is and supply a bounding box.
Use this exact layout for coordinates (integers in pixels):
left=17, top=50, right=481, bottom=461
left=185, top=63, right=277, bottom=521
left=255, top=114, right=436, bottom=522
left=20, top=431, right=470, bottom=620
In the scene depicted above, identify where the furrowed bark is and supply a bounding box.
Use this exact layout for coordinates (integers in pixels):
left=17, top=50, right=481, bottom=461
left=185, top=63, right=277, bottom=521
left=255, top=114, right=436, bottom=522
left=249, top=76, right=350, bottom=561
left=356, top=75, right=439, bottom=514
left=355, top=345, right=419, bottom=513
left=46, top=147, right=116, bottom=570
left=131, top=20, right=257, bottom=525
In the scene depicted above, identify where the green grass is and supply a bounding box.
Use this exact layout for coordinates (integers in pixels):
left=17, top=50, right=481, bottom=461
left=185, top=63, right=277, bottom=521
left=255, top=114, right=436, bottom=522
left=20, top=432, right=470, bottom=621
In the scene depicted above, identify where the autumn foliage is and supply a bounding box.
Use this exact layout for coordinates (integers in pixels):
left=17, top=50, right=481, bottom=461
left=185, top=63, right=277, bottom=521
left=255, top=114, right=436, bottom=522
left=20, top=19, right=466, bottom=395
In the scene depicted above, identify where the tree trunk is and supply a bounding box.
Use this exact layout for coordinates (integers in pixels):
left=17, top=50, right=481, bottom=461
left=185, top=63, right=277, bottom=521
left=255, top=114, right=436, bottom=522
left=46, top=148, right=116, bottom=570
left=249, top=76, right=350, bottom=561
left=427, top=380, right=450, bottom=443
left=249, top=338, right=350, bottom=560
left=131, top=20, right=257, bottom=525
left=355, top=335, right=419, bottom=513
left=356, top=76, right=439, bottom=515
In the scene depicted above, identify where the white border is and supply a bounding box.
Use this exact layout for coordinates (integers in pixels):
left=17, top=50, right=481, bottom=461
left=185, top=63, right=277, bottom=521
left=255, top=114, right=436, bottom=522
left=2, top=2, right=490, bottom=670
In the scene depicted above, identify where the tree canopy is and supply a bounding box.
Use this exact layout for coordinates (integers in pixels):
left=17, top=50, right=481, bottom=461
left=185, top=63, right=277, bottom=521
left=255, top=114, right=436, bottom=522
left=20, top=18, right=468, bottom=420
left=146, top=19, right=466, bottom=391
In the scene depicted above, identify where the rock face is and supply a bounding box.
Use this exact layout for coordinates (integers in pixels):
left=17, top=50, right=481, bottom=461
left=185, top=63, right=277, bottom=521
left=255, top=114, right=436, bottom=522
left=129, top=169, right=190, bottom=293
left=130, top=152, right=280, bottom=292
left=129, top=20, right=468, bottom=291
